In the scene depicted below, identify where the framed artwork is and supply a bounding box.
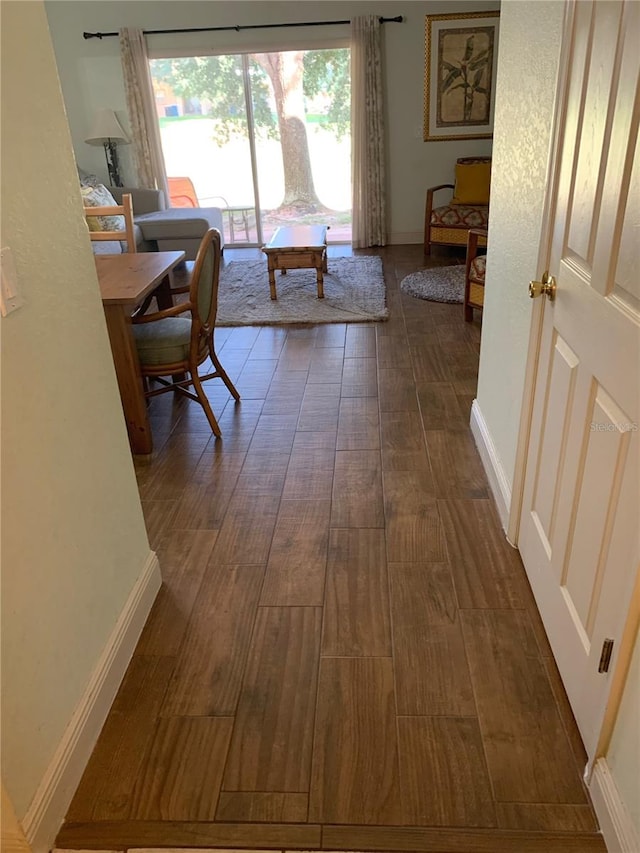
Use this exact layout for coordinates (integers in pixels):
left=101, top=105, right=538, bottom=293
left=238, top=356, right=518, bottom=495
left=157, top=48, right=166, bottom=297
left=424, top=11, right=500, bottom=141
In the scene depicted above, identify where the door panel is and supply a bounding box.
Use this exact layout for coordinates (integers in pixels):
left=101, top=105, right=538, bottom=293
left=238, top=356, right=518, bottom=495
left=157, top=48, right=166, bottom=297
left=519, top=0, right=640, bottom=759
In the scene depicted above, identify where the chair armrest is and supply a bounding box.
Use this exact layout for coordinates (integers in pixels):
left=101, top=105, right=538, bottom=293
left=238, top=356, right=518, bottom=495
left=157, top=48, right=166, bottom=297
left=109, top=186, right=167, bottom=214
left=132, top=302, right=191, bottom=324
left=465, top=228, right=488, bottom=278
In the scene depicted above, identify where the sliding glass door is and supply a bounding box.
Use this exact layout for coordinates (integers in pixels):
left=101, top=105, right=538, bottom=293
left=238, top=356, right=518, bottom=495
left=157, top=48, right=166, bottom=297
left=149, top=48, right=351, bottom=246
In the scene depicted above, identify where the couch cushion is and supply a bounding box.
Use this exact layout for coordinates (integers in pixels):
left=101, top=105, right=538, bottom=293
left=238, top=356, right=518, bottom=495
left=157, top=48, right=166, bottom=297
left=81, top=184, right=123, bottom=231
left=431, top=205, right=489, bottom=229
left=136, top=208, right=224, bottom=243
left=452, top=160, right=491, bottom=205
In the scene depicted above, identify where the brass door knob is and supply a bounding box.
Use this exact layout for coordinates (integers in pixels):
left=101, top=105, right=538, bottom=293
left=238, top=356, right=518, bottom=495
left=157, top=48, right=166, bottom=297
left=529, top=272, right=556, bottom=301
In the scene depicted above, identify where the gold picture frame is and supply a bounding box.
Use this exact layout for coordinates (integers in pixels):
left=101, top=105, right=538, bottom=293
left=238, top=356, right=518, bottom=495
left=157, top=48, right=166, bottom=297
left=424, top=11, right=500, bottom=141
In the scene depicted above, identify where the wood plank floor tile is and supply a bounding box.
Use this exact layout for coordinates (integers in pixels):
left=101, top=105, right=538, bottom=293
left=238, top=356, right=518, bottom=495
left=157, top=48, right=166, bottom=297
left=170, top=452, right=245, bottom=530
left=345, top=325, right=377, bottom=358
left=136, top=530, right=217, bottom=656
left=496, top=802, right=598, bottom=832
left=331, top=450, right=384, bottom=528
left=307, top=347, right=344, bottom=383
left=138, top=432, right=211, bottom=502
left=390, top=563, right=475, bottom=716
left=66, top=656, right=176, bottom=821
left=233, top=450, right=290, bottom=496
left=461, top=609, right=588, bottom=804
left=322, top=529, right=391, bottom=657
left=297, top=389, right=341, bottom=432
left=377, top=335, right=412, bottom=369
left=321, top=825, right=606, bottom=852
left=214, top=400, right=263, bottom=452
left=417, top=381, right=468, bottom=429
left=248, top=414, right=298, bottom=453
left=314, top=323, right=346, bottom=348
left=161, top=564, right=263, bottom=716
left=140, top=500, right=178, bottom=549
left=383, top=470, right=443, bottom=562
left=341, top=356, right=378, bottom=397
left=282, top=446, right=335, bottom=500
left=56, top=822, right=321, bottom=849
left=438, top=499, right=531, bottom=609
left=378, top=367, right=419, bottom=412
left=260, top=499, right=331, bottom=606
left=216, top=792, right=308, bottom=823
left=222, top=606, right=322, bottom=792
left=336, top=397, right=380, bottom=450
left=542, top=653, right=589, bottom=773
left=398, top=716, right=495, bottom=827
left=426, top=429, right=489, bottom=499
left=379, top=410, right=431, bottom=472
left=410, top=343, right=450, bottom=382
left=309, top=657, right=402, bottom=824
left=209, top=494, right=280, bottom=564
left=129, top=717, right=233, bottom=820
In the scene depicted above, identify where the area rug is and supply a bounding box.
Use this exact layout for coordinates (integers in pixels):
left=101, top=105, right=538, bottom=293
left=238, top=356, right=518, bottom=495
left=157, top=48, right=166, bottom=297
left=400, top=264, right=465, bottom=303
left=216, top=256, right=388, bottom=326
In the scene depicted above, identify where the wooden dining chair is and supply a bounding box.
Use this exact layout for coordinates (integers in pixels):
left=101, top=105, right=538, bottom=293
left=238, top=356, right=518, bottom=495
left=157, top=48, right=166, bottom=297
left=131, top=228, right=239, bottom=437
left=84, top=192, right=136, bottom=253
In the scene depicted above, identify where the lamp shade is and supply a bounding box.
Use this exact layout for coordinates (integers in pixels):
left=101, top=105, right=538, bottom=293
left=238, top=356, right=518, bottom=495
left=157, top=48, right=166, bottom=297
left=85, top=109, right=129, bottom=145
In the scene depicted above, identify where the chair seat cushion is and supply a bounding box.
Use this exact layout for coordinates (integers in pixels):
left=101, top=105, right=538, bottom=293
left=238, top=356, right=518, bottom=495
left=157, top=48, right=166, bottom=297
left=431, top=204, right=489, bottom=229
left=133, top=317, right=192, bottom=366
left=470, top=254, right=487, bottom=282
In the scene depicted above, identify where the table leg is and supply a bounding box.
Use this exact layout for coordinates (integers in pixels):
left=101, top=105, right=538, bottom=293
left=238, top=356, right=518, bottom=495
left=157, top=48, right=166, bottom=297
left=103, top=304, right=153, bottom=454
left=316, top=256, right=325, bottom=299
left=267, top=258, right=277, bottom=300
left=155, top=272, right=175, bottom=310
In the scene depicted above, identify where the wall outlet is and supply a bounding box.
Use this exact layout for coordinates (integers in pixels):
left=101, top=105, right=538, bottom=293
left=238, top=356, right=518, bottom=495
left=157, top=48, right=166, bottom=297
left=1, top=247, right=25, bottom=316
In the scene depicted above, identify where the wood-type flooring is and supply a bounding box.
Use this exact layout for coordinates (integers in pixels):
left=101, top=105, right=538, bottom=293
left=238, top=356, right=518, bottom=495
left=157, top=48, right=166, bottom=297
left=56, top=245, right=606, bottom=853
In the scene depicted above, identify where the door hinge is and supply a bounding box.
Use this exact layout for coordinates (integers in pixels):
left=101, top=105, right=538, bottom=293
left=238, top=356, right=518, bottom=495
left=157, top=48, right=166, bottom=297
left=598, top=638, right=614, bottom=673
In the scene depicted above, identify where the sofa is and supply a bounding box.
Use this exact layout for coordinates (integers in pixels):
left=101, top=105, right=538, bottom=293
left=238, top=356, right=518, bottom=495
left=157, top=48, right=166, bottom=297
left=79, top=171, right=225, bottom=259
left=109, top=186, right=225, bottom=260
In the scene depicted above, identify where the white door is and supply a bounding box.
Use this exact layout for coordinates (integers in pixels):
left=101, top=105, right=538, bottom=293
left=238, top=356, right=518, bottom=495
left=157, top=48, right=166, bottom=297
left=519, top=0, right=640, bottom=760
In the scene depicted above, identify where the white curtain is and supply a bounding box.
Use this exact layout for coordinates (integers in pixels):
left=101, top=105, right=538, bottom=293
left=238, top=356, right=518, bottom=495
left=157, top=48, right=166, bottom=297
left=119, top=28, right=170, bottom=204
left=350, top=16, right=387, bottom=248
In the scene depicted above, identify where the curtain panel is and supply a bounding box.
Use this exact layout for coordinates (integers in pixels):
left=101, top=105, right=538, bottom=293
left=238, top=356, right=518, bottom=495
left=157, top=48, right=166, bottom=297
left=350, top=16, right=387, bottom=248
left=119, top=28, right=169, bottom=203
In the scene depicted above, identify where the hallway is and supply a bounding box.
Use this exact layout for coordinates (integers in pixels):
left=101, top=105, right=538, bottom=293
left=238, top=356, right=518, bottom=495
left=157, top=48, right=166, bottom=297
left=56, top=245, right=605, bottom=852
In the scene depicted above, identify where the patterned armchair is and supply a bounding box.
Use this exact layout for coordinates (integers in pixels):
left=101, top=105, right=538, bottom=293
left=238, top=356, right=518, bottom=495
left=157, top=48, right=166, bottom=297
left=424, top=157, right=491, bottom=255
left=464, top=228, right=488, bottom=322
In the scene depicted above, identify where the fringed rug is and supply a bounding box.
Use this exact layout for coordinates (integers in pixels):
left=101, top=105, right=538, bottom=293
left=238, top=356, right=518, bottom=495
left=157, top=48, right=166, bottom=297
left=400, top=264, right=465, bottom=303
left=216, top=256, right=388, bottom=326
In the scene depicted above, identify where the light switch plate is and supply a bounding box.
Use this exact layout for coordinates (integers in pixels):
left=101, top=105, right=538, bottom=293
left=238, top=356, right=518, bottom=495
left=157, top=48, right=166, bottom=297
left=1, top=247, right=25, bottom=316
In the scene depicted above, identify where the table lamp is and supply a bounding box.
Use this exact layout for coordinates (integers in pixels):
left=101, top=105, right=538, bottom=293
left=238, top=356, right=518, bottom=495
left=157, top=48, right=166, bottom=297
left=85, top=108, right=129, bottom=187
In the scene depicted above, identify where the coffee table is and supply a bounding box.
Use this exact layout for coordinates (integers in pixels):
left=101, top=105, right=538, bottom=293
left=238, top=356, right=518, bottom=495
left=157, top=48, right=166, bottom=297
left=262, top=225, right=328, bottom=300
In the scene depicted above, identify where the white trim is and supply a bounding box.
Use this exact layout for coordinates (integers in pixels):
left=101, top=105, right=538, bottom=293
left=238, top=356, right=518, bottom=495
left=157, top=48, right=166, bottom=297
left=470, top=398, right=512, bottom=534
left=589, top=758, right=639, bottom=853
left=22, top=552, right=161, bottom=853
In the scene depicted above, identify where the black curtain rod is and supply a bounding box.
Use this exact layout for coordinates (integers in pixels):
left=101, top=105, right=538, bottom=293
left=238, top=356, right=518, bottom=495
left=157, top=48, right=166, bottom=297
left=83, top=15, right=402, bottom=40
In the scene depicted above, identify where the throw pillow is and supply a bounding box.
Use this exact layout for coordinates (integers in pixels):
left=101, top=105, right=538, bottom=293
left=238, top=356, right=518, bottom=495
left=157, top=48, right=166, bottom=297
left=78, top=167, right=101, bottom=188
left=81, top=183, right=123, bottom=232
left=451, top=161, right=491, bottom=206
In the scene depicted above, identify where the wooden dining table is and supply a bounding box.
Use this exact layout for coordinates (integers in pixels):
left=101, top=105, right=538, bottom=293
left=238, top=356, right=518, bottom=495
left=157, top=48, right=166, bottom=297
left=96, top=251, right=185, bottom=454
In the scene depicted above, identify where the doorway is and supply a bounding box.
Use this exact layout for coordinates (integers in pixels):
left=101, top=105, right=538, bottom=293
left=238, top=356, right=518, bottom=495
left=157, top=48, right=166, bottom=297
left=149, top=49, right=352, bottom=247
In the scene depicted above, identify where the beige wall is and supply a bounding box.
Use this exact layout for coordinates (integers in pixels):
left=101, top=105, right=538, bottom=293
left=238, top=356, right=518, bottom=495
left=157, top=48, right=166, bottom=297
left=0, top=0, right=152, bottom=820
left=44, top=0, right=499, bottom=244
left=476, top=0, right=564, bottom=489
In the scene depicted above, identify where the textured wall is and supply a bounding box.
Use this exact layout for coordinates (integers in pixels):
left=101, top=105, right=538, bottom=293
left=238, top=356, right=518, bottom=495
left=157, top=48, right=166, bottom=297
left=1, top=0, right=151, bottom=818
left=475, top=0, right=564, bottom=487
left=44, top=0, right=498, bottom=244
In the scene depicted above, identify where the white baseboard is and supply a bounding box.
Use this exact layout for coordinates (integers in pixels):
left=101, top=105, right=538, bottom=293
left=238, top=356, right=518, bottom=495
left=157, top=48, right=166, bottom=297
left=590, top=758, right=639, bottom=853
left=470, top=399, right=512, bottom=532
left=22, top=551, right=161, bottom=853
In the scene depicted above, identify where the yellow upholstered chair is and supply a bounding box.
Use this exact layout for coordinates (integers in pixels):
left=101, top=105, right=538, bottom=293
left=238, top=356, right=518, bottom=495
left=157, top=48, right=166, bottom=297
left=424, top=157, right=491, bottom=255
left=131, top=228, right=239, bottom=437
left=464, top=228, right=487, bottom=322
